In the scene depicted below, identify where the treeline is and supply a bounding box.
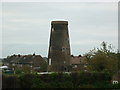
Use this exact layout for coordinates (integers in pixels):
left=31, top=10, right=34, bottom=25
left=2, top=41, right=120, bottom=88
left=84, top=41, right=119, bottom=74
left=2, top=72, right=119, bottom=88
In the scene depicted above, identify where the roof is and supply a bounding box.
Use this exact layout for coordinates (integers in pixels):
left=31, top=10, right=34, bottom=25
left=2, top=54, right=46, bottom=65
left=70, top=56, right=87, bottom=65
left=51, top=21, right=68, bottom=25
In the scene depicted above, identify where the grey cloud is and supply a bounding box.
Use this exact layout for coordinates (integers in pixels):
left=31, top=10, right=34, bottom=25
left=2, top=2, right=118, bottom=58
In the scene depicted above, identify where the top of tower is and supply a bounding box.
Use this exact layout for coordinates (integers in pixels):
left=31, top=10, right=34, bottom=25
left=51, top=21, right=68, bottom=25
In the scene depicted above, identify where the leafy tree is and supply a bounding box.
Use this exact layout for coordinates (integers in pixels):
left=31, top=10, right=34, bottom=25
left=15, top=68, right=24, bottom=74
left=15, top=66, right=31, bottom=74
left=84, top=41, right=118, bottom=74
left=40, top=62, right=48, bottom=72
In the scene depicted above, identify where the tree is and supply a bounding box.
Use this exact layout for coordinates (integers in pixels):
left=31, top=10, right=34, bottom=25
left=84, top=41, right=118, bottom=74
left=40, top=62, right=48, bottom=72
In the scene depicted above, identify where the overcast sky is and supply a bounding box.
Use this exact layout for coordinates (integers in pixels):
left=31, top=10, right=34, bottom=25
left=1, top=2, right=118, bottom=58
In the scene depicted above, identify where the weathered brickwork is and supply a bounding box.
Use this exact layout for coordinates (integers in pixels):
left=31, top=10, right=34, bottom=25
left=48, top=21, right=71, bottom=72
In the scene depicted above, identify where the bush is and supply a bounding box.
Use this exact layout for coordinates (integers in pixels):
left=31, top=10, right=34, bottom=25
left=15, top=69, right=24, bottom=74
left=2, top=75, right=20, bottom=88
left=2, top=72, right=116, bottom=88
left=79, top=84, right=95, bottom=88
left=19, top=74, right=34, bottom=88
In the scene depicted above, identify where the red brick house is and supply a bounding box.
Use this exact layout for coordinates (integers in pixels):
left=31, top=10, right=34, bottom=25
left=70, top=55, right=89, bottom=72
left=2, top=54, right=47, bottom=72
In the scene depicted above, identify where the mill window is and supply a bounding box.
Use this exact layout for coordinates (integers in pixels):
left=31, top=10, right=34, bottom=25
left=62, top=47, right=66, bottom=52
left=52, top=28, right=54, bottom=32
left=64, top=61, right=66, bottom=64
left=50, top=46, right=52, bottom=52
left=64, top=67, right=67, bottom=71
left=49, top=58, right=52, bottom=65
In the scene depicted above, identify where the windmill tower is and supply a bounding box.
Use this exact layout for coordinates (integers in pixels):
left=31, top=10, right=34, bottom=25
left=48, top=21, right=71, bottom=72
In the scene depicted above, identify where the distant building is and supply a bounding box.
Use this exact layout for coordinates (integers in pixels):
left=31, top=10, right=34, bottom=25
left=70, top=55, right=89, bottom=72
left=2, top=54, right=47, bottom=72
left=48, top=21, right=71, bottom=72
left=2, top=21, right=90, bottom=73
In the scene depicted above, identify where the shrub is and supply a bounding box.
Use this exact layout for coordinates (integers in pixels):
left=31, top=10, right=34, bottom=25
left=19, top=74, right=33, bottom=88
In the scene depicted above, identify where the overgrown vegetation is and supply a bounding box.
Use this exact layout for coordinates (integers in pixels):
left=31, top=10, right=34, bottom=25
left=84, top=41, right=119, bottom=74
left=2, top=72, right=120, bottom=88
left=2, top=41, right=120, bottom=88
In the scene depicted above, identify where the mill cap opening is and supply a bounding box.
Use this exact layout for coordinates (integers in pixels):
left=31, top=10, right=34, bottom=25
left=51, top=21, right=68, bottom=25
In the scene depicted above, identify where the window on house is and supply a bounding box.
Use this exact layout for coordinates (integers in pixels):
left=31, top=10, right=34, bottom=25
left=24, top=57, right=26, bottom=59
left=30, top=65, right=32, bottom=68
left=64, top=61, right=66, bottom=64
left=73, top=65, right=77, bottom=68
left=34, top=67, right=40, bottom=70
left=32, top=56, right=35, bottom=59
left=74, top=65, right=77, bottom=68
left=12, top=64, right=15, bottom=66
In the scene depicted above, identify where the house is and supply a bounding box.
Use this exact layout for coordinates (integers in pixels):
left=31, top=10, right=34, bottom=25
left=2, top=54, right=48, bottom=72
left=70, top=55, right=89, bottom=72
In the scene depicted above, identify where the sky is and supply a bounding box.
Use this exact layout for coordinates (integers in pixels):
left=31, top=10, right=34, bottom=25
left=1, top=2, right=118, bottom=58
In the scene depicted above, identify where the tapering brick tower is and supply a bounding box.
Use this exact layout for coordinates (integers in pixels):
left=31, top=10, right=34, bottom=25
left=48, top=21, right=71, bottom=72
